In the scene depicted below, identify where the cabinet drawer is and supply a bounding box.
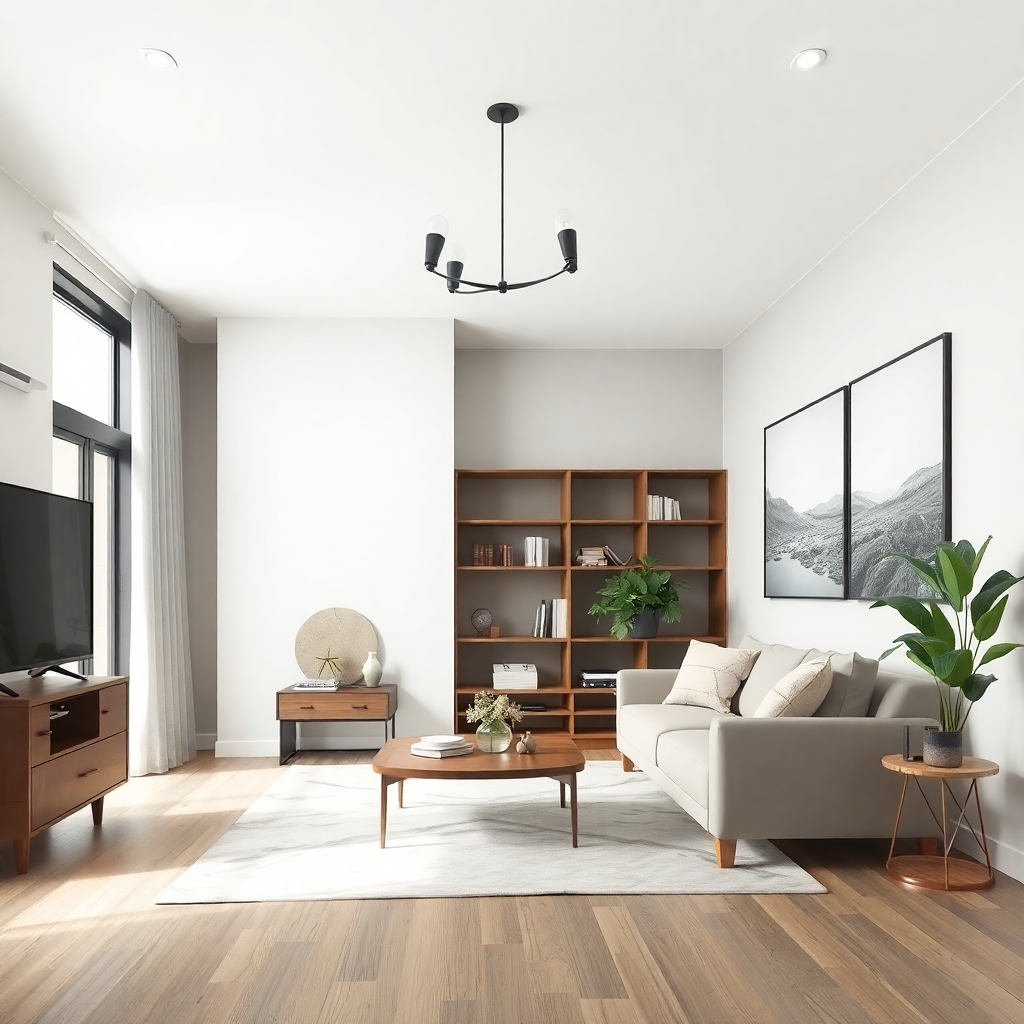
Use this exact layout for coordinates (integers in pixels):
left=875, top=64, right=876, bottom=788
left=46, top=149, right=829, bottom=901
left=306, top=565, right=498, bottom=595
left=278, top=691, right=391, bottom=721
left=99, top=683, right=128, bottom=737
left=31, top=734, right=127, bottom=830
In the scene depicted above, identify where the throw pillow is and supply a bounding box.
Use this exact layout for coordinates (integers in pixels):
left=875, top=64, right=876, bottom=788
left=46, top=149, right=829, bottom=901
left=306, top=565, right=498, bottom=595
left=663, top=640, right=761, bottom=714
left=753, top=658, right=833, bottom=718
left=807, top=650, right=878, bottom=717
left=736, top=636, right=812, bottom=717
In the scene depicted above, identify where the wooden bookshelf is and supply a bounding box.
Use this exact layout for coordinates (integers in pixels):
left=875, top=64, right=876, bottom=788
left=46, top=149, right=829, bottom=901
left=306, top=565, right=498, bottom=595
left=454, top=469, right=728, bottom=749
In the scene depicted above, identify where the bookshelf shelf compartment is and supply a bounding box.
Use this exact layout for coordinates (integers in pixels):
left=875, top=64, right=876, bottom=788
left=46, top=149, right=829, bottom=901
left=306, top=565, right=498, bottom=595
left=456, top=469, right=727, bottom=750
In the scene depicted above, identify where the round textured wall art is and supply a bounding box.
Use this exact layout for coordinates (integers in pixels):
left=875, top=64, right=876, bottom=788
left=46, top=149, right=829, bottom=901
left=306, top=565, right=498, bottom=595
left=294, top=608, right=381, bottom=684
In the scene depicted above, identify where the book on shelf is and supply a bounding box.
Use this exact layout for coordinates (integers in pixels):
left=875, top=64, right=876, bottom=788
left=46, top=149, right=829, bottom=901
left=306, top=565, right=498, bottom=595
left=525, top=536, right=550, bottom=567
left=492, top=663, right=539, bottom=689
left=532, top=598, right=567, bottom=638
left=646, top=494, right=681, bottom=521
left=472, top=542, right=497, bottom=566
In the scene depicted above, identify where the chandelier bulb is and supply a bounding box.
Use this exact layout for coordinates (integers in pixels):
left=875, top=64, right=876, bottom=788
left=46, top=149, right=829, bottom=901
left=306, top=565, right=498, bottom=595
left=555, top=209, right=577, bottom=232
left=427, top=214, right=449, bottom=237
left=424, top=214, right=449, bottom=271
left=448, top=242, right=465, bottom=263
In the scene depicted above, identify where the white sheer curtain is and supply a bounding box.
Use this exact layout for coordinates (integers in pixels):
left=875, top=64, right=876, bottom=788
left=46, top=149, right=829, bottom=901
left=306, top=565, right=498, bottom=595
left=129, top=290, right=196, bottom=775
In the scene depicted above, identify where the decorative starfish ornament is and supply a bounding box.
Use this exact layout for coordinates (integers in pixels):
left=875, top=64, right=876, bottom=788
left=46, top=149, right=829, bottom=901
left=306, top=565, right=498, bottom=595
left=315, top=648, right=341, bottom=678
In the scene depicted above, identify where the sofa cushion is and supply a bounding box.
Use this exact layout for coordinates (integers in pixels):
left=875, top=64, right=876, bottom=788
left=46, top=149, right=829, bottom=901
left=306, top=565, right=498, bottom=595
left=663, top=640, right=760, bottom=714
left=736, top=637, right=811, bottom=716
left=806, top=649, right=878, bottom=718
left=752, top=658, right=833, bottom=718
left=656, top=730, right=710, bottom=810
left=618, top=703, right=727, bottom=764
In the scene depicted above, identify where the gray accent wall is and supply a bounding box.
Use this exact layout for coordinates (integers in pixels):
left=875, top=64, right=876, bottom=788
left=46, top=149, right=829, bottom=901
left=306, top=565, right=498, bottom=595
left=455, top=348, right=723, bottom=469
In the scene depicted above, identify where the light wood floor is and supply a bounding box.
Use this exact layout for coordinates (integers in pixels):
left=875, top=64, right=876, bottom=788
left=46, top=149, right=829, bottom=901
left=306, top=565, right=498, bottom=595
left=2, top=750, right=1022, bottom=1024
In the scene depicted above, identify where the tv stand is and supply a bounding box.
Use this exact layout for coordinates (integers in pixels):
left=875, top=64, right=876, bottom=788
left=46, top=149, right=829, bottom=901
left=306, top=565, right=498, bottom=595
left=28, top=664, right=88, bottom=682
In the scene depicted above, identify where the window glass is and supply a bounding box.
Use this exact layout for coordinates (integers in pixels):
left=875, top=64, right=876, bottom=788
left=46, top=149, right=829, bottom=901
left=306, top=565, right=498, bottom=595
left=52, top=435, right=81, bottom=498
left=92, top=450, right=114, bottom=676
left=52, top=296, right=114, bottom=425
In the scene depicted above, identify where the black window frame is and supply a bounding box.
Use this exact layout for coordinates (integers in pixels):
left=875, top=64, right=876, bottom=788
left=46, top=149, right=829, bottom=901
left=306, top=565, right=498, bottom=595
left=52, top=265, right=131, bottom=676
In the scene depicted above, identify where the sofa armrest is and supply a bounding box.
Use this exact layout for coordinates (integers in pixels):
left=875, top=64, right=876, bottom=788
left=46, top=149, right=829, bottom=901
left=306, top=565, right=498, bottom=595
left=616, top=669, right=677, bottom=709
left=707, top=716, right=939, bottom=839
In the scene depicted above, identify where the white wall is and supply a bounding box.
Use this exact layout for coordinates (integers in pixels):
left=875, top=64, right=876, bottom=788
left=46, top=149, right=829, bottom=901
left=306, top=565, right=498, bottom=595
left=216, top=318, right=455, bottom=755
left=456, top=348, right=722, bottom=468
left=724, top=83, right=1024, bottom=879
left=179, top=340, right=218, bottom=746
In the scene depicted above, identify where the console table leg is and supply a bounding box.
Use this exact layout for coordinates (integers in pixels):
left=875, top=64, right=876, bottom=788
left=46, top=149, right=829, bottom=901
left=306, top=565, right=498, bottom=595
left=14, top=838, right=29, bottom=875
left=91, top=797, right=104, bottom=827
left=279, top=720, right=298, bottom=765
left=391, top=715, right=396, bottom=739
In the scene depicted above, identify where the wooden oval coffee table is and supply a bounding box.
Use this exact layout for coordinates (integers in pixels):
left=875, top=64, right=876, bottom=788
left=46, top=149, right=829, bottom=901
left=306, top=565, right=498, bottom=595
left=882, top=753, right=999, bottom=891
left=371, top=735, right=585, bottom=848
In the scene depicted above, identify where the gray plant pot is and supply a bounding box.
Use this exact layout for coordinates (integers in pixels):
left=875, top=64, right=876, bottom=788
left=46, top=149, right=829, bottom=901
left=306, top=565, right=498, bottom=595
left=923, top=729, right=963, bottom=768
left=627, top=609, right=660, bottom=639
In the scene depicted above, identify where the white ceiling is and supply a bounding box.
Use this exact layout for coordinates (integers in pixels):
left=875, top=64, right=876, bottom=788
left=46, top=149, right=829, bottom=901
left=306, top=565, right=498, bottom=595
left=1, top=1, right=1023, bottom=347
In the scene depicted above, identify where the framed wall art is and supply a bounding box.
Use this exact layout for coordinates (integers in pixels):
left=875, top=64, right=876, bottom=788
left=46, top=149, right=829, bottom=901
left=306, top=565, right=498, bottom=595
left=848, top=333, right=951, bottom=600
left=764, top=387, right=848, bottom=599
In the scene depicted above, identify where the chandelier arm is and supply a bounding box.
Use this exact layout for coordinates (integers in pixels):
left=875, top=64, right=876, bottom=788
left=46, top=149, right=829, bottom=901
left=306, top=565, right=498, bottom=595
left=503, top=266, right=572, bottom=291
left=426, top=267, right=499, bottom=291
left=500, top=120, right=505, bottom=285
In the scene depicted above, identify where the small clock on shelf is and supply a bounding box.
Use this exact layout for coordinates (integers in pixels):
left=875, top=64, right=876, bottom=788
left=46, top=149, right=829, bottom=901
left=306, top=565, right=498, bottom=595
left=471, top=608, right=493, bottom=637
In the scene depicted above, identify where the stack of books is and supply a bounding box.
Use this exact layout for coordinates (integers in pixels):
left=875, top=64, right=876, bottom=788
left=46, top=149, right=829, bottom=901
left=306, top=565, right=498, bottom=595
left=579, top=670, right=618, bottom=689
left=410, top=735, right=474, bottom=758
left=492, top=663, right=539, bottom=689
left=648, top=495, right=683, bottom=520
left=525, top=537, right=550, bottom=566
left=575, top=545, right=626, bottom=567
left=293, top=678, right=341, bottom=690
left=532, top=598, right=568, bottom=638
left=472, top=543, right=514, bottom=566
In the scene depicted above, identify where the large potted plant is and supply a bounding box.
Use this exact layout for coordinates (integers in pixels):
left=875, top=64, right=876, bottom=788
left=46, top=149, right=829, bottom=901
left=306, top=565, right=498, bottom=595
left=872, top=537, right=1023, bottom=767
left=588, top=555, right=687, bottom=639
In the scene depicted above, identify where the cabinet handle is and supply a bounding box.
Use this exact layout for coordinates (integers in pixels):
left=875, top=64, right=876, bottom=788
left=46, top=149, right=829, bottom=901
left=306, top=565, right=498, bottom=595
left=79, top=768, right=100, bottom=778
left=38, top=730, right=53, bottom=736
left=352, top=704, right=369, bottom=710
left=300, top=705, right=315, bottom=710
left=101, top=709, right=111, bottom=715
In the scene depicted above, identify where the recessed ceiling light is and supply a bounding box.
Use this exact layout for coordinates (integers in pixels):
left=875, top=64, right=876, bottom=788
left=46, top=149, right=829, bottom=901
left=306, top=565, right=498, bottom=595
left=141, top=48, right=178, bottom=70
left=790, top=48, right=826, bottom=71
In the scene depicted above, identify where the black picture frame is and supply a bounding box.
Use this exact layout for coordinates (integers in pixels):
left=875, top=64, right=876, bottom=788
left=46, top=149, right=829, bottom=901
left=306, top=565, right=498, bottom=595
left=847, top=333, right=952, bottom=600
left=764, top=387, right=849, bottom=599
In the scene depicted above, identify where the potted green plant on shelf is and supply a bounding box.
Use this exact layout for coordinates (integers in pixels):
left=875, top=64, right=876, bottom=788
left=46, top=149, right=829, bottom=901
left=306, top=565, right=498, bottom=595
left=587, top=555, right=687, bottom=640
left=465, top=691, right=525, bottom=753
left=872, top=536, right=1023, bottom=767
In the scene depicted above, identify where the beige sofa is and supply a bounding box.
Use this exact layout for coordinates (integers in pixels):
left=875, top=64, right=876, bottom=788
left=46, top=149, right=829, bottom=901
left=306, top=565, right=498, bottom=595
left=616, top=637, right=941, bottom=867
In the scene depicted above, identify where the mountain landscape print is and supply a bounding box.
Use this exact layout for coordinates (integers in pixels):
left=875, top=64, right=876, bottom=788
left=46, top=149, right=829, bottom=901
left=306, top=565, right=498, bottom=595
left=764, top=389, right=847, bottom=598
left=849, top=335, right=950, bottom=600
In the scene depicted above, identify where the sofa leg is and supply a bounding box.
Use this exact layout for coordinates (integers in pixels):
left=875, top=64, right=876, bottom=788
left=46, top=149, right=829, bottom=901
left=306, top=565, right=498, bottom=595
left=621, top=754, right=634, bottom=772
left=714, top=837, right=736, bottom=868
left=917, top=837, right=940, bottom=856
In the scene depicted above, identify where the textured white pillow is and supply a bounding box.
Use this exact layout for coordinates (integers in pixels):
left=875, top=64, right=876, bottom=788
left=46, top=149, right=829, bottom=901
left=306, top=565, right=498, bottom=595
left=753, top=658, right=833, bottom=718
left=663, top=640, right=761, bottom=714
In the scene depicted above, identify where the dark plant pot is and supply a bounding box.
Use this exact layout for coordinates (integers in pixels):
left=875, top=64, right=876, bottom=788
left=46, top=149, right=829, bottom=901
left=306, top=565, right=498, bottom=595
left=627, top=609, right=660, bottom=639
left=923, top=729, right=963, bottom=768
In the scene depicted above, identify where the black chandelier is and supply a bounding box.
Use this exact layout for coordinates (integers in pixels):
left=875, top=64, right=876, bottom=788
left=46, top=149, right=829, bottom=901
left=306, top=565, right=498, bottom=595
left=423, top=103, right=578, bottom=294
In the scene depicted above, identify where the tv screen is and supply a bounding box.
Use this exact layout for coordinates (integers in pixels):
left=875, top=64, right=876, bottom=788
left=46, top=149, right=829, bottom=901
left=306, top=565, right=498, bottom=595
left=0, top=481, right=93, bottom=673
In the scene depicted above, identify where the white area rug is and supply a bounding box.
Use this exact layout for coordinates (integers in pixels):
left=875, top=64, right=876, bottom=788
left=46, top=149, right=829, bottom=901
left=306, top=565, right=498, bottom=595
left=156, top=762, right=825, bottom=903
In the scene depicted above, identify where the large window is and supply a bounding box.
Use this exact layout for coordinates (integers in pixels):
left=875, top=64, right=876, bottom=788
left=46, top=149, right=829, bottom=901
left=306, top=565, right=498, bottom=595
left=51, top=267, right=130, bottom=676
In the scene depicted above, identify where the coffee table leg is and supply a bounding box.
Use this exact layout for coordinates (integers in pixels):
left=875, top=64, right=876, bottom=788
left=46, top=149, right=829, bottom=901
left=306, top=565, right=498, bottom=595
left=560, top=782, right=566, bottom=808
left=398, top=779, right=404, bottom=808
left=380, top=775, right=389, bottom=848
left=570, top=773, right=578, bottom=848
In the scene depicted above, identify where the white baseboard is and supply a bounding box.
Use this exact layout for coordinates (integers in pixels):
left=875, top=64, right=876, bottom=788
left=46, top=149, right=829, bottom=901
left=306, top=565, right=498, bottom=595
left=954, top=829, right=1024, bottom=884
left=297, top=737, right=384, bottom=751
left=196, top=733, right=217, bottom=751
left=215, top=739, right=279, bottom=758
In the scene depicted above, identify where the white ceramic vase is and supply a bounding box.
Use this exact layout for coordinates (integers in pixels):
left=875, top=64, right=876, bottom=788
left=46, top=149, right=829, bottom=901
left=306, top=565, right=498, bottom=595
left=361, top=651, right=383, bottom=687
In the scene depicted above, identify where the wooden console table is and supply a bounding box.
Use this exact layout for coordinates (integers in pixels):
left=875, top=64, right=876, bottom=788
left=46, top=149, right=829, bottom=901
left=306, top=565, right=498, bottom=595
left=882, top=753, right=998, bottom=891
left=276, top=683, right=398, bottom=765
left=0, top=675, right=129, bottom=874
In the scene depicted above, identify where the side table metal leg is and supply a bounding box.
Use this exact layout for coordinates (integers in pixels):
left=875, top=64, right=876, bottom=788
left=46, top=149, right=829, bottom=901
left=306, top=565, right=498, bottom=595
left=941, top=782, right=950, bottom=890
left=886, top=775, right=910, bottom=869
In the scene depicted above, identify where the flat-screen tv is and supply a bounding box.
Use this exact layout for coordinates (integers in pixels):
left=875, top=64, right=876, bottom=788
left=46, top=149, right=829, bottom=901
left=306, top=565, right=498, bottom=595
left=0, top=480, right=93, bottom=674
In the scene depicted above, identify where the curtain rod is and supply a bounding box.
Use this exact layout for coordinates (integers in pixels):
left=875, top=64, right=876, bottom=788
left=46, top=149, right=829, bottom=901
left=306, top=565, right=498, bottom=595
left=44, top=231, right=134, bottom=305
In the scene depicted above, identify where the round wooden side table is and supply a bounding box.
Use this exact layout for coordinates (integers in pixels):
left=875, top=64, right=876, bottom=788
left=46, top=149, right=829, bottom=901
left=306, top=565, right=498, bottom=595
left=882, top=754, right=999, bottom=891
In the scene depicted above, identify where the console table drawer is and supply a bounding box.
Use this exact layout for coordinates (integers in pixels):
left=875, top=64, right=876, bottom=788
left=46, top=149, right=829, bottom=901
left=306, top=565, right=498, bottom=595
left=278, top=691, right=392, bottom=720
left=31, top=734, right=127, bottom=830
